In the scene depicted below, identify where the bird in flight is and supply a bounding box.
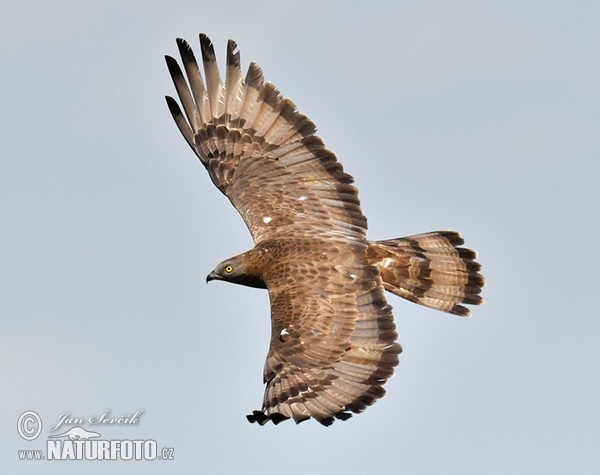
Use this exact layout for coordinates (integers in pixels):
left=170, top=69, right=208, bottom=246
left=165, top=34, right=485, bottom=426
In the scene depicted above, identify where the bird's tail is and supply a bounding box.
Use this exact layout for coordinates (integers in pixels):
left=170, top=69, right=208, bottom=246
left=367, top=231, right=485, bottom=317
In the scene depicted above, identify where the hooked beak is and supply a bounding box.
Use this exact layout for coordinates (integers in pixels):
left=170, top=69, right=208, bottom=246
left=206, top=270, right=218, bottom=283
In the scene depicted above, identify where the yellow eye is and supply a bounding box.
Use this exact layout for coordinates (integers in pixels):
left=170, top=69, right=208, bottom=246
left=224, top=265, right=233, bottom=273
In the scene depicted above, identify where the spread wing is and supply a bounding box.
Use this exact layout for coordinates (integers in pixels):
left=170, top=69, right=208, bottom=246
left=255, top=238, right=401, bottom=425
left=165, top=35, right=366, bottom=244
left=165, top=35, right=401, bottom=425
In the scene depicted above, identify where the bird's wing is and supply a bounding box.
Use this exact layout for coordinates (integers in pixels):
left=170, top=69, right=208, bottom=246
left=251, top=238, right=401, bottom=426
left=166, top=35, right=401, bottom=426
left=165, top=35, right=366, bottom=245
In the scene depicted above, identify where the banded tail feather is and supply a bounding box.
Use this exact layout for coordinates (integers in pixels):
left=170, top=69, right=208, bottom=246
left=368, top=231, right=485, bottom=317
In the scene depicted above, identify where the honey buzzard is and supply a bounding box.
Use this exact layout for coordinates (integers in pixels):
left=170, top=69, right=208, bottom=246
left=165, top=34, right=485, bottom=426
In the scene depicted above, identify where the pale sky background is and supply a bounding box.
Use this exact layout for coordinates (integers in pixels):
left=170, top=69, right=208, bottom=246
left=2, top=1, right=599, bottom=474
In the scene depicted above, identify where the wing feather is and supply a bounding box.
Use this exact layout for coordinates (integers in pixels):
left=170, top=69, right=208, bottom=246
left=224, top=39, right=244, bottom=121
left=199, top=33, right=225, bottom=121
left=165, top=95, right=195, bottom=152
left=176, top=38, right=210, bottom=127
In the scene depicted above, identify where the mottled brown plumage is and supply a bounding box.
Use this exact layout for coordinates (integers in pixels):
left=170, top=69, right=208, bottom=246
left=165, top=34, right=485, bottom=426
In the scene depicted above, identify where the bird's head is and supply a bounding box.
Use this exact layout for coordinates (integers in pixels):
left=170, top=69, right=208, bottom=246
left=206, top=254, right=267, bottom=289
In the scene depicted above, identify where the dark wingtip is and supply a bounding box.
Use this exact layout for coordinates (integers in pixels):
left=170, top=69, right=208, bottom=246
left=165, top=95, right=181, bottom=116
left=226, top=39, right=240, bottom=69
left=316, top=416, right=335, bottom=427
left=176, top=37, right=196, bottom=64
left=247, top=410, right=270, bottom=425
left=269, top=413, right=289, bottom=425
left=246, top=407, right=358, bottom=427
left=334, top=411, right=353, bottom=421
left=246, top=410, right=291, bottom=426
left=164, top=56, right=185, bottom=88
left=164, top=54, right=179, bottom=71
left=199, top=33, right=215, bottom=60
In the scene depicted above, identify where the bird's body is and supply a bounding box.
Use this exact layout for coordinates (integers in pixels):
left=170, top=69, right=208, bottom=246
left=165, top=34, right=485, bottom=426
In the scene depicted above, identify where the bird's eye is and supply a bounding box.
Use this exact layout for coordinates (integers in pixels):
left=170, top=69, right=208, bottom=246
left=224, top=265, right=234, bottom=273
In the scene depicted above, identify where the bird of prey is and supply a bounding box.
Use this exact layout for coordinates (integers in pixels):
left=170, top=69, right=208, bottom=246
left=164, top=34, right=485, bottom=426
